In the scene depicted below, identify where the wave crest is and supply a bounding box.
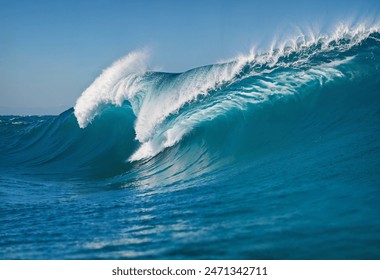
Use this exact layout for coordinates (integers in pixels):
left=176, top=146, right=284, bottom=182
left=74, top=50, right=149, bottom=128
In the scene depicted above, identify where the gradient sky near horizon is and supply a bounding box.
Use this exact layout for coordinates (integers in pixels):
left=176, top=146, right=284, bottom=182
left=1, top=0, right=379, bottom=114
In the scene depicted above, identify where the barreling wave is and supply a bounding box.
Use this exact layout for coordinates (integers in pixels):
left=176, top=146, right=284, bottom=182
left=2, top=23, right=380, bottom=183
left=74, top=23, right=380, bottom=162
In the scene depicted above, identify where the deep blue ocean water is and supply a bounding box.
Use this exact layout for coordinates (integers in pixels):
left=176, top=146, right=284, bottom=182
left=1, top=27, right=380, bottom=259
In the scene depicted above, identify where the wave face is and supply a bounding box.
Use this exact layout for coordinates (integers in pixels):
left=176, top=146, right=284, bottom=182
left=1, top=25, right=380, bottom=259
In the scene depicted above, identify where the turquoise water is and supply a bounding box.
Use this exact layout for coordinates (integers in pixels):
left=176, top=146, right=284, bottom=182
left=1, top=27, right=380, bottom=259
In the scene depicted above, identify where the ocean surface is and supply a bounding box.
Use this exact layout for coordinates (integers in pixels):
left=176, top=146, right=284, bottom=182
left=1, top=25, right=380, bottom=259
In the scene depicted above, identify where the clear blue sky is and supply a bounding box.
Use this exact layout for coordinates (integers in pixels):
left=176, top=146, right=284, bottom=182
left=0, top=0, right=379, bottom=114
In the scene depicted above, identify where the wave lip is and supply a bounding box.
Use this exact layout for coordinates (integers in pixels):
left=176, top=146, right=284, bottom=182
left=74, top=51, right=148, bottom=128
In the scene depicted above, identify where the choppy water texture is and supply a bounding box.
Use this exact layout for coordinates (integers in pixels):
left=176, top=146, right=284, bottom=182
left=1, top=25, right=380, bottom=259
